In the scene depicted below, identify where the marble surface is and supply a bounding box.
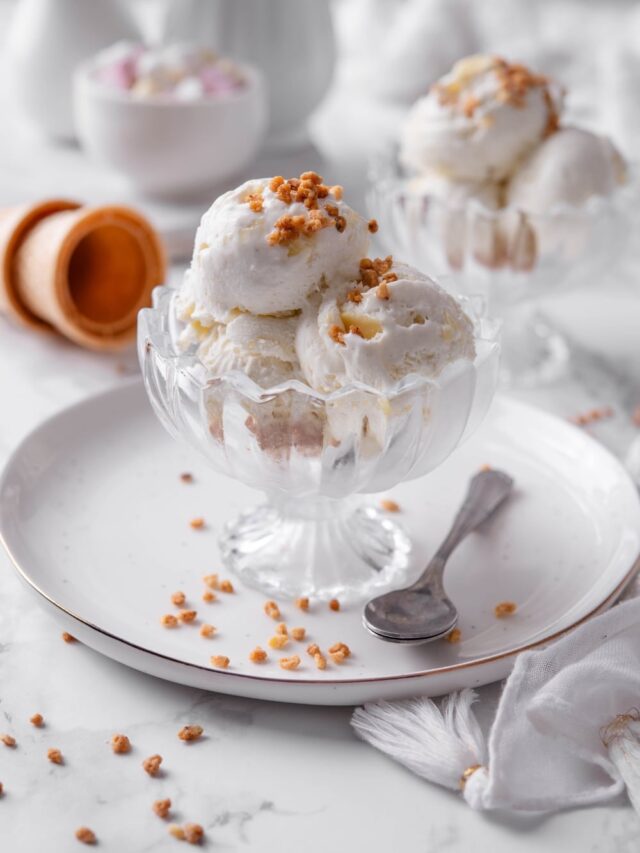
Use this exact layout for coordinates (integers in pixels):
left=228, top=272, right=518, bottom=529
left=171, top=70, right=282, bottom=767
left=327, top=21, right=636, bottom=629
left=2, top=2, right=640, bottom=850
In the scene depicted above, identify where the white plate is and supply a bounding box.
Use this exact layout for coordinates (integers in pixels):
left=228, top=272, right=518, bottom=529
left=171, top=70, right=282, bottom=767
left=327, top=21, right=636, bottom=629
left=1, top=382, right=639, bottom=706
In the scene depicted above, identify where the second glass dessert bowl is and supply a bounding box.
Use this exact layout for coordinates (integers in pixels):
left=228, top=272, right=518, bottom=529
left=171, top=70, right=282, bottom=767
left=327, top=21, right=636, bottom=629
left=368, top=147, right=634, bottom=387
left=139, top=285, right=500, bottom=603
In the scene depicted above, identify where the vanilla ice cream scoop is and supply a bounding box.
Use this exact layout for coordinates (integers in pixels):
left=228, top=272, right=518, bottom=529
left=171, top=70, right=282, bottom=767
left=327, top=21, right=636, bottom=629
left=185, top=174, right=372, bottom=324
left=400, top=54, right=563, bottom=182
left=197, top=313, right=302, bottom=388
left=296, top=259, right=476, bottom=392
left=506, top=126, right=626, bottom=214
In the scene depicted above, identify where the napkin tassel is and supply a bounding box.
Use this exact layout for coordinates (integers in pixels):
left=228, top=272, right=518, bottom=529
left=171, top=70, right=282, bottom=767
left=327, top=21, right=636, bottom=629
left=602, top=711, right=640, bottom=814
left=351, top=689, right=490, bottom=806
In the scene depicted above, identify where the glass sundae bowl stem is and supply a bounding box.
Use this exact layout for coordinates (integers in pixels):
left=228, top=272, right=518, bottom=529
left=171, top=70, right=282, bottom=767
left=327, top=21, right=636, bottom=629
left=497, top=301, right=570, bottom=388
left=218, top=492, right=412, bottom=603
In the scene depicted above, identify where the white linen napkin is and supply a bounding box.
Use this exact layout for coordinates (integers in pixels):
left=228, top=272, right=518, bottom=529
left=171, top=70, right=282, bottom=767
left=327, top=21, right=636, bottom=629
left=352, top=596, right=640, bottom=814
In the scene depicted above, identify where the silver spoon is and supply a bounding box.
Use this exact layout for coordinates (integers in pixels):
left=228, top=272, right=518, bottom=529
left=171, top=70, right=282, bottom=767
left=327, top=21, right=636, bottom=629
left=363, top=469, right=514, bottom=644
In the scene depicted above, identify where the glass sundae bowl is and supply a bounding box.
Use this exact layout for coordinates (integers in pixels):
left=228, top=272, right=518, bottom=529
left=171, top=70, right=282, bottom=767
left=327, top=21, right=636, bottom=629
left=368, top=147, right=635, bottom=386
left=138, top=284, right=500, bottom=602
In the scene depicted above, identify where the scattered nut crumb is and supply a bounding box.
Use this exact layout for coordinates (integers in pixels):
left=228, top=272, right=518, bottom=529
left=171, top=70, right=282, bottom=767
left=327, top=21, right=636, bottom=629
left=153, top=798, right=172, bottom=819
left=368, top=218, right=379, bottom=233
left=479, top=464, right=492, bottom=472
left=184, top=823, right=204, bottom=845
left=249, top=646, right=268, bottom=663
left=328, top=599, right=340, bottom=612
left=264, top=600, right=281, bottom=620
left=171, top=591, right=186, bottom=607
left=290, top=627, right=306, bottom=642
left=179, top=610, right=197, bottom=624
left=494, top=601, right=517, bottom=618
left=75, top=827, right=96, bottom=845
left=190, top=517, right=205, bottom=529
left=314, top=653, right=327, bottom=670
left=569, top=406, right=614, bottom=427
left=210, top=655, right=230, bottom=669
left=330, top=650, right=348, bottom=664
left=275, top=622, right=288, bottom=636
left=142, top=754, right=163, bottom=776
left=380, top=499, right=400, bottom=513
left=199, top=623, right=216, bottom=638
left=161, top=614, right=179, bottom=628
left=633, top=405, right=640, bottom=427
left=329, top=324, right=345, bottom=346
left=306, top=643, right=321, bottom=657
left=111, top=734, right=131, bottom=754
left=329, top=185, right=343, bottom=200
left=180, top=472, right=193, bottom=483
left=0, top=782, right=3, bottom=796
left=178, top=725, right=203, bottom=742
left=47, top=748, right=63, bottom=765
left=219, top=579, right=234, bottom=593
left=279, top=655, right=301, bottom=671
left=169, top=824, right=186, bottom=840
left=202, top=590, right=216, bottom=603
left=30, top=713, right=44, bottom=727
left=445, top=628, right=462, bottom=643
left=62, top=632, right=77, bottom=643
left=329, top=642, right=351, bottom=658
left=295, top=597, right=309, bottom=611
left=268, top=634, right=289, bottom=650
left=203, top=573, right=219, bottom=589
left=1, top=735, right=16, bottom=748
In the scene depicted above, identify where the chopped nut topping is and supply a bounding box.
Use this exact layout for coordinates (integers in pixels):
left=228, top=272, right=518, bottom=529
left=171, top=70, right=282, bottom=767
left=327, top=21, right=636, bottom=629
left=199, top=623, right=216, bottom=638
left=169, top=824, right=186, bottom=840
left=143, top=754, right=163, bottom=776
left=153, top=798, right=172, bottom=819
left=264, top=600, right=281, bottom=620
left=295, top=597, right=310, bottom=611
left=348, top=324, right=364, bottom=338
left=494, top=601, right=517, bottom=618
left=445, top=628, right=462, bottom=643
left=30, top=713, right=44, bottom=727
left=180, top=472, right=193, bottom=483
left=171, top=591, right=186, bottom=607
left=62, top=632, right=77, bottom=643
left=462, top=95, right=480, bottom=117
left=75, top=827, right=97, bottom=845
left=329, top=324, right=345, bottom=346
left=203, top=573, right=219, bottom=589
left=246, top=190, right=264, bottom=213
left=380, top=499, right=400, bottom=513
left=161, top=614, right=179, bottom=628
left=249, top=646, right=268, bottom=663
left=179, top=610, right=197, bottom=624
left=0, top=782, right=3, bottom=796
left=328, top=642, right=351, bottom=658
left=376, top=281, right=390, bottom=300
left=306, top=643, right=321, bottom=657
left=279, top=655, right=301, bottom=671
left=184, top=823, right=205, bottom=845
left=47, top=748, right=63, bottom=764
left=210, top=655, right=230, bottom=669
left=266, top=172, right=349, bottom=246
left=290, top=627, right=306, bottom=642
left=328, top=598, right=340, bottom=612
left=382, top=272, right=398, bottom=283
left=268, top=634, right=289, bottom=650
left=111, top=734, right=131, bottom=754
left=190, top=517, right=205, bottom=529
left=202, top=590, right=216, bottom=603
left=1, top=735, right=16, bottom=748
left=329, top=650, right=347, bottom=664
left=329, top=185, right=343, bottom=200
left=347, top=289, right=363, bottom=303
left=314, top=653, right=327, bottom=670
left=219, top=579, right=234, bottom=593
left=178, top=725, right=203, bottom=742
left=368, top=218, right=379, bottom=233
left=275, top=622, right=288, bottom=636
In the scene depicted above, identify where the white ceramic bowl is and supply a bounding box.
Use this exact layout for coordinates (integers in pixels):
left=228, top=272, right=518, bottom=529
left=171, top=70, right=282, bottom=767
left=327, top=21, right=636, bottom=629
left=73, top=60, right=267, bottom=201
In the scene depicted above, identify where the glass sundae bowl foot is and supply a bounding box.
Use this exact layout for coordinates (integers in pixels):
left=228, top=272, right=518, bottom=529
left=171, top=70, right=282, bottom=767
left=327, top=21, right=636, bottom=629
left=219, top=494, right=412, bottom=603
left=500, top=307, right=570, bottom=388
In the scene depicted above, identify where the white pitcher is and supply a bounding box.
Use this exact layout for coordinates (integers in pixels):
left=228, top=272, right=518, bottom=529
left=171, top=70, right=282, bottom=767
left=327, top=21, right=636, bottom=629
left=5, top=0, right=139, bottom=140
left=163, top=0, right=336, bottom=149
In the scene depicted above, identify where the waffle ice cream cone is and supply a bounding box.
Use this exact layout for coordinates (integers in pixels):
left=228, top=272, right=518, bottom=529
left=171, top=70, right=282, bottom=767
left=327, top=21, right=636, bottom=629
left=0, top=201, right=166, bottom=351
left=0, top=199, right=80, bottom=330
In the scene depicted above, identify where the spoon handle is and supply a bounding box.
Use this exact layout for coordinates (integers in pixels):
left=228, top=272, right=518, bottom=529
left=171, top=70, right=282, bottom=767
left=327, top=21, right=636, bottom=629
left=410, top=469, right=513, bottom=592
